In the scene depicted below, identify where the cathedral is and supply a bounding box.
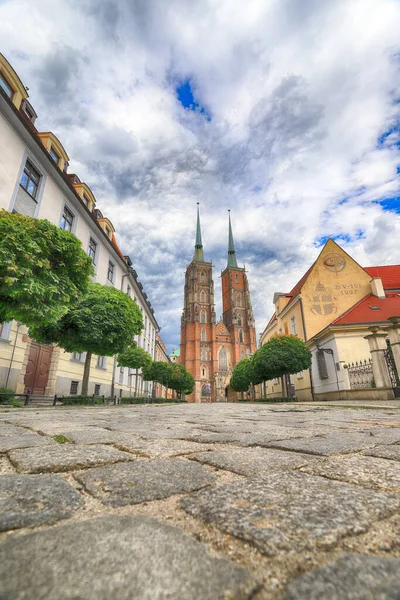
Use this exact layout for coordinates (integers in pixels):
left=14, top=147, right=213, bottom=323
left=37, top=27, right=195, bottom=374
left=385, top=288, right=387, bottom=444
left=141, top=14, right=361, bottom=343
left=180, top=206, right=257, bottom=402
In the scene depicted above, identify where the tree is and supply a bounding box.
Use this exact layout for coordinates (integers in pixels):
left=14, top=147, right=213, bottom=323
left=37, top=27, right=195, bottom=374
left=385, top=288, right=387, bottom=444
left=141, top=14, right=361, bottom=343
left=143, top=361, right=174, bottom=398
left=117, top=345, right=152, bottom=397
left=230, top=358, right=263, bottom=399
left=169, top=363, right=194, bottom=397
left=252, top=335, right=312, bottom=384
left=30, top=283, right=143, bottom=395
left=0, top=210, right=93, bottom=326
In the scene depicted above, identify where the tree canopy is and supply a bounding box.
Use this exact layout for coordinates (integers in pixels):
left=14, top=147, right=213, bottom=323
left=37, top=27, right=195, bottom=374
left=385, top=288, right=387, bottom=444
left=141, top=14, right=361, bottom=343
left=30, top=282, right=143, bottom=394
left=0, top=210, right=93, bottom=326
left=252, top=334, right=312, bottom=382
left=230, top=357, right=263, bottom=393
left=117, top=345, right=152, bottom=371
left=169, top=363, right=195, bottom=395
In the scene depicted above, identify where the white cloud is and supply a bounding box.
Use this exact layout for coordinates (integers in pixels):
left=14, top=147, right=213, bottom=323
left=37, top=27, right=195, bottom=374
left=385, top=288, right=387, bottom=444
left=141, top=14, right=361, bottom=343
left=1, top=0, right=399, bottom=350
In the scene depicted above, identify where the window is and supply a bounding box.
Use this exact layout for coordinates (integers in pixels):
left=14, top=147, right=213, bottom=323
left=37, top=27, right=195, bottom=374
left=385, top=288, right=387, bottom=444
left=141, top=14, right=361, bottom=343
left=97, top=356, right=106, bottom=369
left=0, top=72, right=14, bottom=98
left=71, top=352, right=84, bottom=362
left=49, top=147, right=60, bottom=164
left=297, top=372, right=303, bottom=379
left=70, top=380, right=79, bottom=395
left=200, top=271, right=205, bottom=283
left=239, top=329, right=244, bottom=343
left=240, top=350, right=245, bottom=360
left=200, top=291, right=205, bottom=303
left=201, top=347, right=207, bottom=361
left=235, top=274, right=239, bottom=283
left=145, top=316, right=148, bottom=331
left=94, top=384, right=101, bottom=396
left=127, top=285, right=131, bottom=297
left=0, top=322, right=12, bottom=340
left=88, top=237, right=97, bottom=263
left=219, top=347, right=228, bottom=372
left=201, top=328, right=206, bottom=342
left=107, top=261, right=115, bottom=283
left=20, top=160, right=40, bottom=199
left=291, top=316, right=297, bottom=335
left=202, top=368, right=205, bottom=377
left=236, top=293, right=242, bottom=307
left=119, top=367, right=124, bottom=384
left=83, top=194, right=90, bottom=208
left=60, top=206, right=74, bottom=232
left=237, top=315, right=242, bottom=326
left=200, top=311, right=206, bottom=324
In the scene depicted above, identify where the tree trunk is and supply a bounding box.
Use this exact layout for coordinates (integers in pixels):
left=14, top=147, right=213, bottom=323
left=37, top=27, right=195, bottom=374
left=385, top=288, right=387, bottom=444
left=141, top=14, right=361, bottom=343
left=135, top=369, right=139, bottom=397
left=82, top=352, right=92, bottom=396
left=165, top=383, right=168, bottom=399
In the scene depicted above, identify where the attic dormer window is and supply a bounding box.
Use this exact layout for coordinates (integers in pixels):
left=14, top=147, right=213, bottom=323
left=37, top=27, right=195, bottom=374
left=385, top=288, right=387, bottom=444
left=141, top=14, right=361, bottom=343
left=0, top=72, right=14, bottom=98
left=82, top=194, right=89, bottom=207
left=49, top=147, right=60, bottom=164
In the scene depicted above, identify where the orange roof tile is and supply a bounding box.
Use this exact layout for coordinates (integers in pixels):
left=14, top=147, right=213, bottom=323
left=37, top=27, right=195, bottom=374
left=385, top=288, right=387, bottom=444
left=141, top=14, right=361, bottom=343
left=364, top=266, right=400, bottom=290
left=332, top=293, right=400, bottom=325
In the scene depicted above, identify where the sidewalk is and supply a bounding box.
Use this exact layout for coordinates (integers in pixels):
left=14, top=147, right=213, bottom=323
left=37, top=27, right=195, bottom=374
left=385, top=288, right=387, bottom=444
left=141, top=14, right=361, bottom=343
left=1, top=402, right=400, bottom=599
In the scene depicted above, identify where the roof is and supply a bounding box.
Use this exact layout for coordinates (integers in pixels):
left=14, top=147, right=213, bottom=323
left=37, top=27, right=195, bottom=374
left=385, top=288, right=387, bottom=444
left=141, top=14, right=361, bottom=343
left=287, top=263, right=315, bottom=298
left=332, top=293, right=400, bottom=325
left=364, top=266, right=400, bottom=290
left=169, top=348, right=180, bottom=358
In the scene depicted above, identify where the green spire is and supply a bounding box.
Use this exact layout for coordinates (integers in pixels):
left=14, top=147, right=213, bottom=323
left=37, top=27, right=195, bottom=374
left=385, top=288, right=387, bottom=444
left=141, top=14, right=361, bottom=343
left=227, top=209, right=238, bottom=268
left=194, top=203, right=204, bottom=262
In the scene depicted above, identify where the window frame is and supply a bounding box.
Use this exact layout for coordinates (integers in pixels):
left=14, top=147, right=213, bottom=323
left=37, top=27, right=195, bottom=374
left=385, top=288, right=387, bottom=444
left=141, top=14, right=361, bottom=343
left=0, top=71, right=14, bottom=99
left=94, top=384, right=101, bottom=396
left=96, top=355, right=107, bottom=369
left=200, top=311, right=206, bottom=324
left=87, top=236, right=98, bottom=268
left=20, top=159, right=41, bottom=200
left=60, top=203, right=76, bottom=233
left=70, top=380, right=79, bottom=395
left=0, top=322, right=12, bottom=342
left=239, top=329, right=244, bottom=343
left=290, top=316, right=297, bottom=335
left=201, top=328, right=206, bottom=342
left=49, top=146, right=60, bottom=164
left=107, top=260, right=115, bottom=284
left=70, top=351, right=85, bottom=363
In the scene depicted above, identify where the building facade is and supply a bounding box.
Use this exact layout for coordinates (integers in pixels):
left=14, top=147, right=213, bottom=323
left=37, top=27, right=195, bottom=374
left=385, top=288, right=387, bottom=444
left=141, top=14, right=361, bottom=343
left=180, top=207, right=257, bottom=402
left=0, top=53, right=159, bottom=398
left=259, top=238, right=400, bottom=401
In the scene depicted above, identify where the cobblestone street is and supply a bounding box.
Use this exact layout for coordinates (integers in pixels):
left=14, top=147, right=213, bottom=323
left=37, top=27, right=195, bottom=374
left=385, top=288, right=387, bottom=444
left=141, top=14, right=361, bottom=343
left=1, top=401, right=400, bottom=599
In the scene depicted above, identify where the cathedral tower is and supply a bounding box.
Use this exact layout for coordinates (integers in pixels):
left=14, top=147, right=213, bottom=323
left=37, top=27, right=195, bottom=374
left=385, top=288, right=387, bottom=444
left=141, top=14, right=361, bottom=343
left=221, top=211, right=257, bottom=364
left=180, top=204, right=216, bottom=402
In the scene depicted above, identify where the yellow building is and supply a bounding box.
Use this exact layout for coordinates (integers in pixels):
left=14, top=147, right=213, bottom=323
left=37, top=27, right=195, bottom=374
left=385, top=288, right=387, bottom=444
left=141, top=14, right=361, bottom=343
left=260, top=239, right=400, bottom=401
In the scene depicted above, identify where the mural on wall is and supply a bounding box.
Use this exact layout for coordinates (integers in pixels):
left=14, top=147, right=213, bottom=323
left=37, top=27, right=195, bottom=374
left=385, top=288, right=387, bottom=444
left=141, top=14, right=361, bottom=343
left=307, top=282, right=338, bottom=316
left=323, top=253, right=346, bottom=274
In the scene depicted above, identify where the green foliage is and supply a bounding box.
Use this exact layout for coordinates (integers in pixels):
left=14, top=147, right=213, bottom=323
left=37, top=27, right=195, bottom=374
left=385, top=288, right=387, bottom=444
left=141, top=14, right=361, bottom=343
left=252, top=335, right=311, bottom=382
left=230, top=358, right=262, bottom=392
left=0, top=387, right=16, bottom=402
left=117, top=345, right=152, bottom=370
left=142, top=361, right=173, bottom=384
left=238, top=396, right=297, bottom=403
left=30, top=282, right=143, bottom=356
left=53, top=435, right=71, bottom=444
left=120, top=396, right=188, bottom=404
left=0, top=210, right=93, bottom=326
left=61, top=396, right=105, bottom=405
left=169, top=363, right=195, bottom=395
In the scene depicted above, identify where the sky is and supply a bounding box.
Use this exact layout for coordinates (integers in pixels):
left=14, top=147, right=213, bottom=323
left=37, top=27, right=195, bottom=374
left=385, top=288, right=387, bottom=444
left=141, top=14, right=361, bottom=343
left=1, top=0, right=399, bottom=352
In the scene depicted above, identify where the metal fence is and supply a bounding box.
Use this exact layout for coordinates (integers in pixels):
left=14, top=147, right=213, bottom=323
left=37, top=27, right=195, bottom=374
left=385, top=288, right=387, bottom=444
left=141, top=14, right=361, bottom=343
left=346, top=359, right=374, bottom=389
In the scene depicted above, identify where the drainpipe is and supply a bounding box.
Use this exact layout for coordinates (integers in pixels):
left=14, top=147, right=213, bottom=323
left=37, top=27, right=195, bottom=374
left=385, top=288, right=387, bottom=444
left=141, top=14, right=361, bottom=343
left=5, top=322, right=21, bottom=388
left=299, top=297, right=315, bottom=402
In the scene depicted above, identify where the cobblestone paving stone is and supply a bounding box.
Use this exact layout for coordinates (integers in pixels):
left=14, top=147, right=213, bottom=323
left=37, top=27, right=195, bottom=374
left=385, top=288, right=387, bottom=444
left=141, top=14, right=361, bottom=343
left=300, top=454, right=400, bottom=492
left=281, top=554, right=400, bottom=599
left=0, top=515, right=259, bottom=600
left=181, top=470, right=400, bottom=555
left=1, top=400, right=400, bottom=599
left=0, top=474, right=83, bottom=531
left=8, top=443, right=134, bottom=473
left=76, top=457, right=217, bottom=506
left=190, top=447, right=318, bottom=476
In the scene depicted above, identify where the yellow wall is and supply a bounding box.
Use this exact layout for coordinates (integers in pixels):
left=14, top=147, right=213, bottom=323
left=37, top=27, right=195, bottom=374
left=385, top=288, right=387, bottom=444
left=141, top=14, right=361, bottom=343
left=301, top=239, right=371, bottom=340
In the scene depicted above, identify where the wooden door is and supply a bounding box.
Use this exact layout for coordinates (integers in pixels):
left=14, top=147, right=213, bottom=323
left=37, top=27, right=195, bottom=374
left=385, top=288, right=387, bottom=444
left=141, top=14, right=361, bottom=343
left=24, top=342, right=53, bottom=395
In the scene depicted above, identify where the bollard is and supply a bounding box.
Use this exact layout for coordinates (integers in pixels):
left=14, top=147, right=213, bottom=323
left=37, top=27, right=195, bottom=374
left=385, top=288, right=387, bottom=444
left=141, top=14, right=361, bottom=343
left=92, top=394, right=95, bottom=405
left=24, top=391, right=31, bottom=406
left=102, top=395, right=105, bottom=404
left=53, top=394, right=57, bottom=406
left=113, top=395, right=117, bottom=405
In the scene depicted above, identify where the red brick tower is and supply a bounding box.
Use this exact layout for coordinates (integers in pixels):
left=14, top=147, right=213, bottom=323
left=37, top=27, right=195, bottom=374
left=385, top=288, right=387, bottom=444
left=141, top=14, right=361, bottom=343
left=180, top=204, right=216, bottom=402
left=221, top=211, right=257, bottom=366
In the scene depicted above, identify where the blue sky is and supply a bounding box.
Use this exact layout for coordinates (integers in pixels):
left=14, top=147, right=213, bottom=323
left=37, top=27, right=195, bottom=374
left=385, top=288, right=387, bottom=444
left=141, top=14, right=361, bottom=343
left=0, top=0, right=399, bottom=351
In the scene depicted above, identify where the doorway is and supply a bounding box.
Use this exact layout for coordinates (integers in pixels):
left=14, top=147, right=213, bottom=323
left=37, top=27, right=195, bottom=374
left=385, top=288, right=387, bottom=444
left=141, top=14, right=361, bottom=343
left=24, top=342, right=53, bottom=395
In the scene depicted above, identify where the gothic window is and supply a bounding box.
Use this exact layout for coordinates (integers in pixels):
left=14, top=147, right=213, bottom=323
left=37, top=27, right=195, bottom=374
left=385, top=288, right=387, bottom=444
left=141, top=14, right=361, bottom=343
left=236, top=293, right=242, bottom=307
left=219, top=347, right=228, bottom=372
left=240, top=350, right=245, bottom=360
left=201, top=328, right=206, bottom=342
left=237, top=314, right=242, bottom=326
left=239, top=329, right=244, bottom=343
left=200, top=311, right=206, bottom=323
left=200, top=271, right=205, bottom=283
left=201, top=347, right=207, bottom=361
left=200, top=291, right=205, bottom=303
left=201, top=364, right=208, bottom=378
left=235, top=274, right=239, bottom=283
